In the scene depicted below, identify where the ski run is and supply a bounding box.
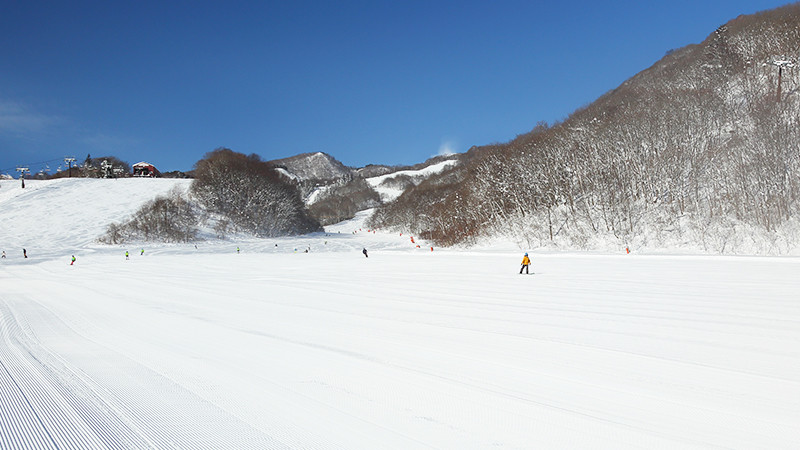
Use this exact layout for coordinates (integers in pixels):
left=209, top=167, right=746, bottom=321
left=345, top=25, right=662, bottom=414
left=0, top=178, right=798, bottom=449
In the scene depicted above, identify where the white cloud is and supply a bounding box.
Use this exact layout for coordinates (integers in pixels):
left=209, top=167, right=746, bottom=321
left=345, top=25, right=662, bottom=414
left=0, top=100, right=59, bottom=135
left=436, top=139, right=457, bottom=157
left=0, top=98, right=136, bottom=154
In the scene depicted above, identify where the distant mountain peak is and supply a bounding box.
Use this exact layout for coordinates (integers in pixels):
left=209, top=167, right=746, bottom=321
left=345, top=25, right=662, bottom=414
left=269, top=152, right=353, bottom=182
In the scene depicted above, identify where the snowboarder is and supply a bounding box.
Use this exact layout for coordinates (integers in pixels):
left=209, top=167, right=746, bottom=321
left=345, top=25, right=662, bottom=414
left=23, top=248, right=27, bottom=259
left=362, top=248, right=368, bottom=258
left=125, top=251, right=129, bottom=260
left=70, top=255, right=76, bottom=265
left=520, top=253, right=530, bottom=274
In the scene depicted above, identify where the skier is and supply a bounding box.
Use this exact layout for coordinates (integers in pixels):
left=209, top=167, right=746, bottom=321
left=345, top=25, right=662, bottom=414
left=71, top=255, right=76, bottom=265
left=141, top=248, right=144, bottom=256
left=237, top=247, right=240, bottom=254
left=23, top=248, right=27, bottom=258
left=1, top=251, right=5, bottom=258
left=520, top=253, right=531, bottom=274
left=125, top=251, right=129, bottom=260
left=362, top=248, right=368, bottom=258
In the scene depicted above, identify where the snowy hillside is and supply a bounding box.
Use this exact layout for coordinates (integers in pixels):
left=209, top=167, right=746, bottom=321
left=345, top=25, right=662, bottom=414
left=1, top=177, right=798, bottom=448
left=368, top=5, right=800, bottom=253
left=0, top=177, right=191, bottom=259
left=366, top=159, right=459, bottom=202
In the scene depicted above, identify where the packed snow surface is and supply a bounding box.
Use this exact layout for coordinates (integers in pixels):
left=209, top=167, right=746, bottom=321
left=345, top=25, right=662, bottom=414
left=1, top=179, right=799, bottom=449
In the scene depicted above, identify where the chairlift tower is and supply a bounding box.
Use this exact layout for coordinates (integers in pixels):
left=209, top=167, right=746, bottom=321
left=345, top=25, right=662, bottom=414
left=64, top=156, right=76, bottom=177
left=16, top=167, right=30, bottom=188
left=765, top=59, right=795, bottom=102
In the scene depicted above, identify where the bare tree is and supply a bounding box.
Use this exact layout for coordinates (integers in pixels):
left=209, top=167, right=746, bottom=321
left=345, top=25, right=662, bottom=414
left=191, top=148, right=321, bottom=236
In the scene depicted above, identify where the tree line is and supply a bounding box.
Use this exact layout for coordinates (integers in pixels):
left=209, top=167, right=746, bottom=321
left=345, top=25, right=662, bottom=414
left=101, top=148, right=321, bottom=244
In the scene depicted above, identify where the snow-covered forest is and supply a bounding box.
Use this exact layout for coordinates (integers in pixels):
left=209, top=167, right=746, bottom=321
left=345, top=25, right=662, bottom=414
left=369, top=5, right=800, bottom=255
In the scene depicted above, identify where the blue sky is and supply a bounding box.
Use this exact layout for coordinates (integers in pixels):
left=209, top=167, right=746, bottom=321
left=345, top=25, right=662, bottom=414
left=0, top=0, right=792, bottom=174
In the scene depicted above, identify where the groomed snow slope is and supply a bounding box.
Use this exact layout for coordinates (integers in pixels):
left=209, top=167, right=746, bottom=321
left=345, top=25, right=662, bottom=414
left=1, top=179, right=799, bottom=449
left=0, top=178, right=192, bottom=259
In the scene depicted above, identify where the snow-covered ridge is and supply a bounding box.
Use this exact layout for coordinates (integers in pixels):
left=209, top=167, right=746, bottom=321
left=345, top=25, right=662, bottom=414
left=274, top=167, right=298, bottom=181
left=366, top=159, right=458, bottom=202
left=270, top=151, right=353, bottom=181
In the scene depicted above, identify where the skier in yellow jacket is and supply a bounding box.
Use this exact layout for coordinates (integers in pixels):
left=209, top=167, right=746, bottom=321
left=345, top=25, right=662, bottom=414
left=520, top=253, right=531, bottom=274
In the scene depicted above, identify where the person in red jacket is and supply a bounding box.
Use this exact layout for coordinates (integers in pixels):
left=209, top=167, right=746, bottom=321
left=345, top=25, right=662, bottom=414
left=520, top=253, right=531, bottom=274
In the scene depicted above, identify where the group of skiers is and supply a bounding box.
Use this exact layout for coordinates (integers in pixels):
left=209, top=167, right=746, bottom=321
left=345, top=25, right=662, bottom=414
left=92, top=248, right=531, bottom=272
left=5, top=243, right=534, bottom=275
left=63, top=248, right=145, bottom=265
left=124, top=249, right=145, bottom=260
left=1, top=249, right=26, bottom=259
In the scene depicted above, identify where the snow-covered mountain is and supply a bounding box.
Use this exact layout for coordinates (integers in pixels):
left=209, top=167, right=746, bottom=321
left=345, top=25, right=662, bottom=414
left=368, top=4, right=800, bottom=254
left=0, top=153, right=464, bottom=254
left=269, top=152, right=354, bottom=182
left=268, top=151, right=462, bottom=205
left=262, top=151, right=462, bottom=226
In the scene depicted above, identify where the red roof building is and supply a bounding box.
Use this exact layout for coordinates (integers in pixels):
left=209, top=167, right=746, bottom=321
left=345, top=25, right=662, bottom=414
left=133, top=162, right=159, bottom=177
